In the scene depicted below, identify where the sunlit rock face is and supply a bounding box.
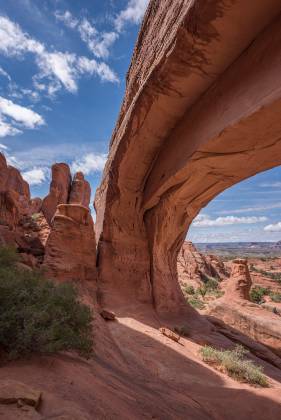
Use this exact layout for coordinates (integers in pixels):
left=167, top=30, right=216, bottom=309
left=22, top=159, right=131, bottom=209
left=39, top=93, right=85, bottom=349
left=207, top=258, right=281, bottom=359
left=0, top=153, right=31, bottom=230
left=177, top=241, right=228, bottom=289
left=225, top=259, right=252, bottom=301
left=94, top=0, right=281, bottom=314
left=43, top=204, right=97, bottom=283
left=42, top=163, right=72, bottom=225
left=69, top=172, right=91, bottom=208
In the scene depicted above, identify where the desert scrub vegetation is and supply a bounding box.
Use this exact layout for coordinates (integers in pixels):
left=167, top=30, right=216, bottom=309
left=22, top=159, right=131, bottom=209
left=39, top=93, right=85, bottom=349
left=249, top=265, right=281, bottom=284
left=182, top=279, right=223, bottom=310
left=250, top=286, right=270, bottom=304
left=187, top=296, right=206, bottom=310
left=0, top=246, right=93, bottom=359
left=200, top=345, right=268, bottom=387
left=270, top=292, right=281, bottom=303
left=182, top=284, right=205, bottom=309
left=183, top=284, right=195, bottom=295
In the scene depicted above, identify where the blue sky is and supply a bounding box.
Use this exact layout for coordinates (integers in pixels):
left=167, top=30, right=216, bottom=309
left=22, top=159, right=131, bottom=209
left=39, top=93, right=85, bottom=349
left=0, top=0, right=280, bottom=243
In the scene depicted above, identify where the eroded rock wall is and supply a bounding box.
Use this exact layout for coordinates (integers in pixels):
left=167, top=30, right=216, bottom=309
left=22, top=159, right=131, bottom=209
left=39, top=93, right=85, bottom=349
left=95, top=0, right=281, bottom=314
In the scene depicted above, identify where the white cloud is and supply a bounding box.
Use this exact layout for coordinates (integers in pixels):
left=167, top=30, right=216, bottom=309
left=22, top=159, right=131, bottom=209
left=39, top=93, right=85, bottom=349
left=71, top=153, right=107, bottom=175
left=0, top=117, right=22, bottom=137
left=264, top=222, right=281, bottom=232
left=0, top=15, right=44, bottom=57
left=259, top=182, right=281, bottom=188
left=78, top=18, right=118, bottom=59
left=36, top=51, right=78, bottom=93
left=0, top=96, right=44, bottom=129
left=77, top=57, right=119, bottom=83
left=0, top=15, right=119, bottom=98
left=4, top=143, right=107, bottom=174
left=55, top=12, right=119, bottom=59
left=115, top=0, right=149, bottom=32
left=192, top=214, right=268, bottom=227
left=217, top=202, right=281, bottom=215
left=0, top=66, right=11, bottom=81
left=54, top=10, right=78, bottom=29
left=22, top=167, right=48, bottom=185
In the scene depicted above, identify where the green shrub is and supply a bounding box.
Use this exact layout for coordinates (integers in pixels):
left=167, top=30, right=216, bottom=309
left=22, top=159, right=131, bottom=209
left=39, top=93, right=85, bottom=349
left=196, top=286, right=207, bottom=299
left=0, top=246, right=93, bottom=359
left=0, top=246, right=19, bottom=267
left=250, top=286, right=270, bottom=304
left=184, top=285, right=195, bottom=295
left=188, top=296, right=205, bottom=310
left=200, top=345, right=268, bottom=387
left=209, top=289, right=224, bottom=298
left=270, top=292, right=281, bottom=303
left=204, top=277, right=219, bottom=290
left=249, top=266, right=281, bottom=284
left=196, top=277, right=221, bottom=300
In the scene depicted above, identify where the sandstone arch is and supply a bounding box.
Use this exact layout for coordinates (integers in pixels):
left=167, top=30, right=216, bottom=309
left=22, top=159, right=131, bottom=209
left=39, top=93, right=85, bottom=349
left=95, top=0, right=281, bottom=314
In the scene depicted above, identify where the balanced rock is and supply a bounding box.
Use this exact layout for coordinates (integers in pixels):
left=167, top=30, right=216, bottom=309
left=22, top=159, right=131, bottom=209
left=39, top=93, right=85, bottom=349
left=42, top=163, right=71, bottom=224
left=44, top=204, right=96, bottom=282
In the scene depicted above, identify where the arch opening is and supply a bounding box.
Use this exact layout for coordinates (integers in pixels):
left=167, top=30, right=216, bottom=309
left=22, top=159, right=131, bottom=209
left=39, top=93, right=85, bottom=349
left=177, top=166, right=281, bottom=312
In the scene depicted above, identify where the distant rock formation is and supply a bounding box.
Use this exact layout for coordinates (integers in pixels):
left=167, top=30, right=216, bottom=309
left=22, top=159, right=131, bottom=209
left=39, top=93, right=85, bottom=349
left=224, top=259, right=252, bottom=301
left=207, top=259, right=281, bottom=358
left=177, top=241, right=228, bottom=288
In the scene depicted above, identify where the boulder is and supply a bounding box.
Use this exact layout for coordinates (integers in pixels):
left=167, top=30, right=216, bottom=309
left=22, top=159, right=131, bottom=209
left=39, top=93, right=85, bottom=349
left=69, top=172, right=91, bottom=208
left=43, top=204, right=96, bottom=282
left=100, top=309, right=116, bottom=321
left=42, top=163, right=71, bottom=224
left=0, top=380, right=41, bottom=407
left=159, top=327, right=180, bottom=343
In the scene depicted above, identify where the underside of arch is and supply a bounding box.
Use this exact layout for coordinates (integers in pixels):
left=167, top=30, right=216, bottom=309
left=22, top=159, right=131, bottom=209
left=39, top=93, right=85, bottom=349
left=95, top=0, right=281, bottom=314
